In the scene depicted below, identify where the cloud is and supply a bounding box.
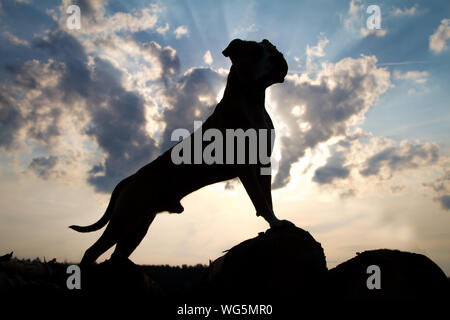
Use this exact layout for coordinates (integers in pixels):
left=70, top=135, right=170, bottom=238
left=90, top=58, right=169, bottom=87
left=159, top=67, right=226, bottom=151
left=393, top=5, right=418, bottom=16
left=438, top=195, right=450, bottom=210
left=348, top=0, right=363, bottom=15
left=231, top=24, right=259, bottom=37
left=203, top=50, right=213, bottom=65
left=1, top=29, right=165, bottom=193
left=429, top=19, right=450, bottom=53
left=83, top=57, right=160, bottom=192
left=0, top=13, right=227, bottom=195
left=156, top=23, right=170, bottom=35
left=293, top=56, right=302, bottom=68
left=423, top=171, right=450, bottom=210
left=2, top=58, right=66, bottom=149
left=342, top=1, right=387, bottom=38
left=394, top=70, right=429, bottom=83
left=247, top=24, right=259, bottom=33
left=303, top=35, right=329, bottom=74
left=342, top=0, right=363, bottom=32
left=307, top=132, right=445, bottom=203
left=306, top=36, right=329, bottom=58
left=87, top=34, right=180, bottom=91
left=313, top=151, right=350, bottom=184
left=0, top=86, right=24, bottom=149
left=359, top=141, right=439, bottom=178
left=174, top=25, right=189, bottom=39
left=423, top=171, right=450, bottom=193
left=142, top=40, right=180, bottom=87
left=270, top=54, right=391, bottom=189
left=2, top=31, right=30, bottom=46
left=28, top=156, right=59, bottom=179
left=360, top=28, right=387, bottom=38
left=60, top=0, right=161, bottom=35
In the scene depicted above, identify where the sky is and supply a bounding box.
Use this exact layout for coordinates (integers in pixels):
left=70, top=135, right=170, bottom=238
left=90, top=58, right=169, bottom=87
left=0, top=0, right=449, bottom=275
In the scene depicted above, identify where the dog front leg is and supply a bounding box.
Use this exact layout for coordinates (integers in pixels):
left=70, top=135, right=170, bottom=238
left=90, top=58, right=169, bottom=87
left=257, top=166, right=273, bottom=213
left=239, top=166, right=281, bottom=227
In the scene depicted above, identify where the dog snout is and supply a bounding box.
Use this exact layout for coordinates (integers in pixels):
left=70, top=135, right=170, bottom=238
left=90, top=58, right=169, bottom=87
left=279, top=54, right=288, bottom=78
left=269, top=52, right=288, bottom=82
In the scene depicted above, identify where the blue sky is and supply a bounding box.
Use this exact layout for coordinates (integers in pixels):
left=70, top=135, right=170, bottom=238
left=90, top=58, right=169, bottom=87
left=1, top=0, right=450, bottom=274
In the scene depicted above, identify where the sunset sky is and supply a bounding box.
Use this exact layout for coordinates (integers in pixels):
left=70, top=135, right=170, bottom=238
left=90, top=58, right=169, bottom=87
left=1, top=0, right=449, bottom=275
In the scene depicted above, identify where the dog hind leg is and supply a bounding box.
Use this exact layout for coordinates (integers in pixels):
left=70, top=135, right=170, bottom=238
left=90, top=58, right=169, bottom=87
left=112, top=213, right=156, bottom=260
left=79, top=222, right=120, bottom=265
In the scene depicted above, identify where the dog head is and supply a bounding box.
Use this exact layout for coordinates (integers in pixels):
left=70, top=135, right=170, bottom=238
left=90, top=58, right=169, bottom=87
left=223, top=39, right=288, bottom=88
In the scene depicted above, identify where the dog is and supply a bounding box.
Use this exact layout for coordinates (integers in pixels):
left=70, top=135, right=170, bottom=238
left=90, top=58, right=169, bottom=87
left=70, top=39, right=292, bottom=265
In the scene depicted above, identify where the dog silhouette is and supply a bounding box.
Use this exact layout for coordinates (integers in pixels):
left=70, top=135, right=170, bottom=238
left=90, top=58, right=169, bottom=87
left=70, top=39, right=292, bottom=265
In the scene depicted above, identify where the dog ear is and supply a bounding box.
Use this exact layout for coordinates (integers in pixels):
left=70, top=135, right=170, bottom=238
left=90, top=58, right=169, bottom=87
left=222, top=39, right=245, bottom=60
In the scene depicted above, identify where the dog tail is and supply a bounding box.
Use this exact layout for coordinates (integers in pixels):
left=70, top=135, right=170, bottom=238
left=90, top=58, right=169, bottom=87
left=69, top=175, right=133, bottom=233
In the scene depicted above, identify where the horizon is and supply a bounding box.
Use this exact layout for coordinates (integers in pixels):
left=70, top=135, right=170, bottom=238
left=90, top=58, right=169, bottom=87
left=0, top=0, right=450, bottom=276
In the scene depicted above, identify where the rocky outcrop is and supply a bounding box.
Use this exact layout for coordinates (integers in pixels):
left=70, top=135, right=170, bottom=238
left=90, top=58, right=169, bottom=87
left=0, top=252, right=13, bottom=263
left=327, top=249, right=449, bottom=301
left=81, top=257, right=162, bottom=295
left=208, top=224, right=328, bottom=299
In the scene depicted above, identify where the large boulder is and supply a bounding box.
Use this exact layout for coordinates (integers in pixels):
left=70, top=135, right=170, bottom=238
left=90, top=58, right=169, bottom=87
left=81, top=257, right=162, bottom=295
left=327, top=249, right=449, bottom=301
left=208, top=224, right=327, bottom=299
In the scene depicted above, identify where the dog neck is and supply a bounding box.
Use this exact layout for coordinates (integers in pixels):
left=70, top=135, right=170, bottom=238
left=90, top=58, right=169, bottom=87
left=222, top=66, right=266, bottom=108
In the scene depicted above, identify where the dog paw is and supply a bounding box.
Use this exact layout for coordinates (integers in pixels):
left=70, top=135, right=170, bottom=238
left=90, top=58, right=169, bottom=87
left=167, top=202, right=184, bottom=214
left=270, top=219, right=295, bottom=229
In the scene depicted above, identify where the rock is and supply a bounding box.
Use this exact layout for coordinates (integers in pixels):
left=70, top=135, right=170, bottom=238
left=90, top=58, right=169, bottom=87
left=327, top=249, right=449, bottom=301
left=81, top=257, right=162, bottom=296
left=208, top=224, right=327, bottom=299
left=0, top=252, right=13, bottom=263
left=0, top=258, right=64, bottom=292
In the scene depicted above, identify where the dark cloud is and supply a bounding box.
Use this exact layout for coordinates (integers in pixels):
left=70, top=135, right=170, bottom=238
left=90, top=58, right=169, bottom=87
left=143, top=41, right=180, bottom=87
left=438, top=195, right=450, bottom=210
left=33, top=29, right=92, bottom=105
left=313, top=151, right=350, bottom=184
left=423, top=171, right=450, bottom=193
left=1, top=27, right=227, bottom=194
left=160, top=67, right=226, bottom=151
left=360, top=142, right=439, bottom=177
left=2, top=58, right=66, bottom=147
left=85, top=56, right=159, bottom=192
left=67, top=0, right=102, bottom=18
left=2, top=29, right=161, bottom=193
left=28, top=155, right=59, bottom=179
left=0, top=89, right=24, bottom=149
left=423, top=171, right=450, bottom=211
